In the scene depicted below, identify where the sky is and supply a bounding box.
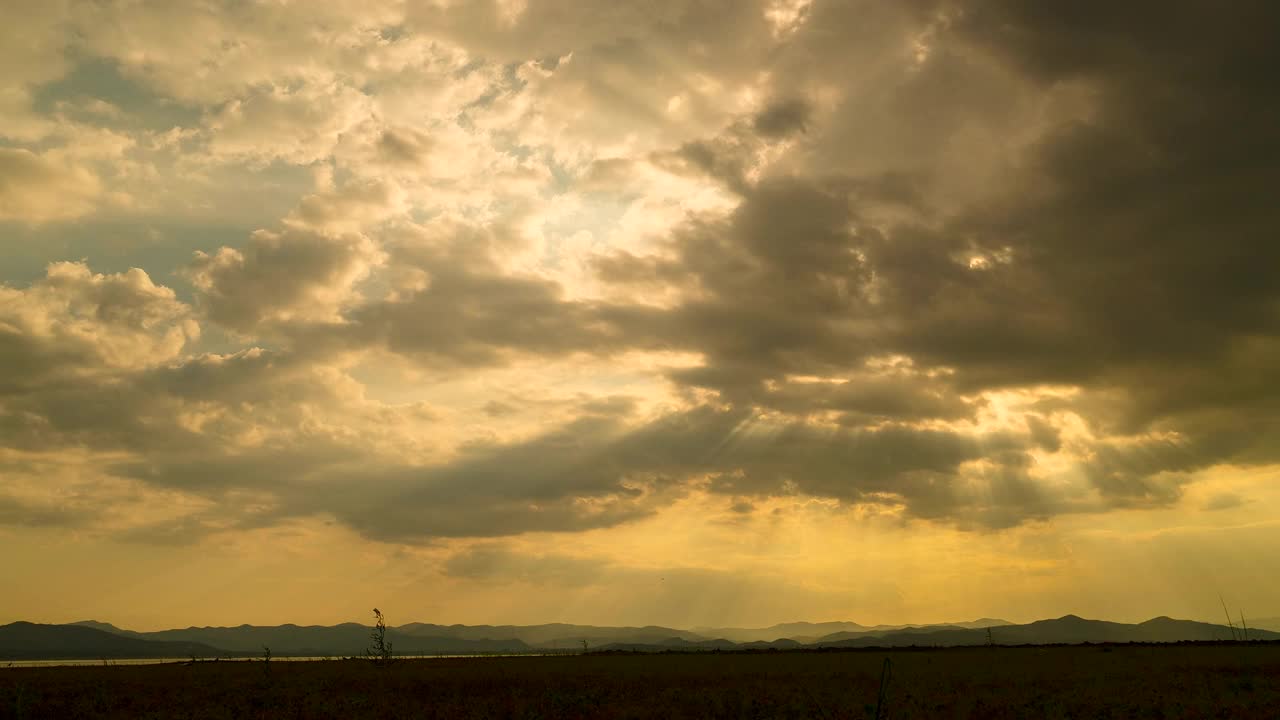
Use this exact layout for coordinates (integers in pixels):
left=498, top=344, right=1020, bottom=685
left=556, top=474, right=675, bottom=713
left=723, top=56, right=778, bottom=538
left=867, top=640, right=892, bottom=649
left=2, top=1, right=1278, bottom=632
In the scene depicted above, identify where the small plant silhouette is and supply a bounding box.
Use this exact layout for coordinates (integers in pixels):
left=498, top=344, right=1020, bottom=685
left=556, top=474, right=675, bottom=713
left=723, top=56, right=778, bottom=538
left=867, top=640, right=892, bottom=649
left=261, top=646, right=272, bottom=683
left=367, top=608, right=394, bottom=665
left=873, top=657, right=892, bottom=720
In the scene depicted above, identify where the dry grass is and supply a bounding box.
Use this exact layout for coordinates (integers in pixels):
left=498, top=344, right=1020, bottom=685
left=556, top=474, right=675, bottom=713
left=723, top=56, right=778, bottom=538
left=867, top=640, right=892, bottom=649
left=2, top=643, right=1278, bottom=719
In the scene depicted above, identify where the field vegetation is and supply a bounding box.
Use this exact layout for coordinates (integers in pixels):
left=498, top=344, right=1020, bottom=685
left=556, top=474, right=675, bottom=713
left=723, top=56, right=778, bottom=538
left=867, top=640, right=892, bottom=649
left=2, top=643, right=1277, bottom=719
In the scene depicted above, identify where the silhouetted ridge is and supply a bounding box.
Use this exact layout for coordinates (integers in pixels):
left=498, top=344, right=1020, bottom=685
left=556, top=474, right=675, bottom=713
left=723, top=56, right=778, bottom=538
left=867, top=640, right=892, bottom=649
left=1, top=622, right=225, bottom=660
left=15, top=615, right=1279, bottom=659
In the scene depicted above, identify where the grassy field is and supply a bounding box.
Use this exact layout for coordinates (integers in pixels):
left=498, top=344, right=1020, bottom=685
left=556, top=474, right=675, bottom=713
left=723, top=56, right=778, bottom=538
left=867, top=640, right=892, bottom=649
left=2, top=644, right=1278, bottom=719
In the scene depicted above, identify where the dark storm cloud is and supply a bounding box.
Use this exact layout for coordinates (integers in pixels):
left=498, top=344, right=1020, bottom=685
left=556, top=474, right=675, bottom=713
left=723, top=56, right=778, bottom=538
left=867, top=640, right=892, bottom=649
left=918, top=0, right=1280, bottom=377
left=619, top=0, right=1278, bottom=494
left=862, top=2, right=1280, bottom=477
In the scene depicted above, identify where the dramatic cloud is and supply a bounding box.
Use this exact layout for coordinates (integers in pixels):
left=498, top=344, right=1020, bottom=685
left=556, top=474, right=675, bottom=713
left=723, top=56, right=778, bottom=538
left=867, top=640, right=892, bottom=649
left=2, top=0, right=1278, bottom=628
left=188, top=228, right=383, bottom=333
left=0, top=262, right=195, bottom=384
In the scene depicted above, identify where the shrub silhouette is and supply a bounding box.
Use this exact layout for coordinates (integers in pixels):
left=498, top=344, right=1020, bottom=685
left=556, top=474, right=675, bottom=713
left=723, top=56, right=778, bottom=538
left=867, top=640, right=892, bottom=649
left=367, top=608, right=393, bottom=665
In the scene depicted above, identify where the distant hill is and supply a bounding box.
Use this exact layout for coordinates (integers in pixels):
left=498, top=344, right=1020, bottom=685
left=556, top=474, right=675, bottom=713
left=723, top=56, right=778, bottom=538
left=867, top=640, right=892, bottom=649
left=1248, top=617, right=1280, bottom=632
left=815, top=615, right=1280, bottom=648
left=816, top=624, right=972, bottom=643
left=396, top=622, right=705, bottom=648
left=71, top=620, right=142, bottom=637
left=595, top=637, right=761, bottom=652
left=20, top=614, right=1274, bottom=660
left=949, top=618, right=1015, bottom=630
left=86, top=623, right=532, bottom=656
left=692, top=622, right=870, bottom=643
left=694, top=619, right=1012, bottom=644
left=0, top=622, right=226, bottom=660
left=592, top=616, right=1280, bottom=652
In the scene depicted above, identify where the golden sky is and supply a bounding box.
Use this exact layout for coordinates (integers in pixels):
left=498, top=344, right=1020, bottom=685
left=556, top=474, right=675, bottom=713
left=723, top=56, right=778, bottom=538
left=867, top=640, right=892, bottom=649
left=1, top=0, right=1278, bottom=631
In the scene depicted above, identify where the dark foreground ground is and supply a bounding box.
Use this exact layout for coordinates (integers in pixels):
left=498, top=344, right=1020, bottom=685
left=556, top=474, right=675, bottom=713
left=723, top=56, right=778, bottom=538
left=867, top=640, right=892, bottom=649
left=3, top=644, right=1278, bottom=719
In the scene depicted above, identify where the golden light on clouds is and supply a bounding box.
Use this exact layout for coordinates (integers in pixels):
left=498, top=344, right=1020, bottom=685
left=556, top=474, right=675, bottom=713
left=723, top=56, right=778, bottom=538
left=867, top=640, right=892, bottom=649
left=1, top=0, right=1278, bottom=632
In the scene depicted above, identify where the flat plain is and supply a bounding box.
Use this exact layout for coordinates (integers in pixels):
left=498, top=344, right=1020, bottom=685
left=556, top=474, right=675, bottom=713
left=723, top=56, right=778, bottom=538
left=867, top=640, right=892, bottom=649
left=2, top=644, right=1278, bottom=719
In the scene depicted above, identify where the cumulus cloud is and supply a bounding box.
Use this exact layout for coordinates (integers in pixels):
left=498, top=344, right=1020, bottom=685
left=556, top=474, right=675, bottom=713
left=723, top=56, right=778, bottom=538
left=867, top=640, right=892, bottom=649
left=286, top=179, right=409, bottom=233
left=0, top=148, right=101, bottom=222
left=0, top=262, right=196, bottom=387
left=2, top=0, right=1278, bottom=555
left=188, top=228, right=383, bottom=333
left=406, top=0, right=778, bottom=147
left=70, top=0, right=409, bottom=104
left=203, top=83, right=373, bottom=165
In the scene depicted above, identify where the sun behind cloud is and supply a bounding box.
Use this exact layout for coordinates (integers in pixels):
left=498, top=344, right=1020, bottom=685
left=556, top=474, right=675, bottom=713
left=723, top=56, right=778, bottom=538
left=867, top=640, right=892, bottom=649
left=1, top=0, right=1278, bottom=631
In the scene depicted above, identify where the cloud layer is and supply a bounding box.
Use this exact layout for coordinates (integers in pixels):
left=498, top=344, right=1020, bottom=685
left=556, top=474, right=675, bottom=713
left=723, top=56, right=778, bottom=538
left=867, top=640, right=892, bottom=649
left=1, top=0, right=1278, bottom=627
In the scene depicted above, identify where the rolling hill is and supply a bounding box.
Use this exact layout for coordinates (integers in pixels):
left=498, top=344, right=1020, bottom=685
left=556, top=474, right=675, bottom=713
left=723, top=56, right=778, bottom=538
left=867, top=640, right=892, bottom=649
left=692, top=618, right=1012, bottom=644
left=0, top=622, right=226, bottom=660
left=3, top=614, right=1264, bottom=660
left=813, top=615, right=1280, bottom=648
left=70, top=622, right=532, bottom=656
left=395, top=622, right=705, bottom=648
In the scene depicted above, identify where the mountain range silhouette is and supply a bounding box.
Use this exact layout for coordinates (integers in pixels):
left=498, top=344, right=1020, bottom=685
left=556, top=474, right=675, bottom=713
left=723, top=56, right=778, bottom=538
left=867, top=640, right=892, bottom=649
left=2, top=615, right=1276, bottom=660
